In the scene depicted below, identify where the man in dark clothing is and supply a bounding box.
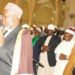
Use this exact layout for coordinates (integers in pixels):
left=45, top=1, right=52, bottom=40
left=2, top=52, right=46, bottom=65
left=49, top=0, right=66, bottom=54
left=34, top=24, right=61, bottom=75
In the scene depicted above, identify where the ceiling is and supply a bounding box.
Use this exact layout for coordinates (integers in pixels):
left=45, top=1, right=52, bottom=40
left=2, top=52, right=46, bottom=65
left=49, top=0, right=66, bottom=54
left=0, top=0, right=65, bottom=27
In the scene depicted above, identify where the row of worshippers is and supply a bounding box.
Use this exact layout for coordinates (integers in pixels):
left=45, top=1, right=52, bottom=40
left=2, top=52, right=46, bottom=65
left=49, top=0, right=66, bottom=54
left=31, top=24, right=61, bottom=75
left=21, top=23, right=75, bottom=75
left=28, top=24, right=75, bottom=75
left=0, top=2, right=75, bottom=75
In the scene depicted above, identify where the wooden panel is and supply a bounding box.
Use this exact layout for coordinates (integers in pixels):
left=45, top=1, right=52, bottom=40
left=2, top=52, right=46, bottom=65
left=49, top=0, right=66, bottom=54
left=19, top=0, right=29, bottom=24
left=0, top=0, right=71, bottom=27
left=35, top=6, right=53, bottom=25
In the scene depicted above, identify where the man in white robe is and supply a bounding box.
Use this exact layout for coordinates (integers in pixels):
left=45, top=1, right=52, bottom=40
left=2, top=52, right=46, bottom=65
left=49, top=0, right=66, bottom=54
left=54, top=28, right=75, bottom=75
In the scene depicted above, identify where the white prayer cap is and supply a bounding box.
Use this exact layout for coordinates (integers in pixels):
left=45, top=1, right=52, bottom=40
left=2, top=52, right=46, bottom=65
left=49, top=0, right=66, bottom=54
left=36, top=28, right=41, bottom=32
left=48, top=24, right=55, bottom=30
left=22, top=24, right=29, bottom=29
left=65, top=28, right=75, bottom=35
left=32, top=24, right=37, bottom=28
left=4, top=2, right=23, bottom=19
left=29, top=27, right=34, bottom=31
left=60, top=27, right=65, bottom=31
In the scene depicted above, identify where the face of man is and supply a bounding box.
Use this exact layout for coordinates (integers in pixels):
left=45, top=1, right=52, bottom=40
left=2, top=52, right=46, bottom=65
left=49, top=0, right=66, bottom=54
left=47, top=30, right=54, bottom=36
left=63, top=32, right=73, bottom=41
left=2, top=13, right=14, bottom=28
left=2, top=10, right=19, bottom=30
left=34, top=30, right=40, bottom=36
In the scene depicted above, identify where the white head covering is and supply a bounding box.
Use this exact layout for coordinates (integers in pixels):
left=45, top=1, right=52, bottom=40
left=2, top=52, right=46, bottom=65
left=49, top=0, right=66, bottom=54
left=60, top=27, right=65, bottom=31
left=4, top=2, right=23, bottom=19
left=22, top=24, right=29, bottom=29
left=29, top=27, right=34, bottom=31
left=36, top=28, right=41, bottom=32
left=48, top=24, right=55, bottom=30
left=32, top=25, right=37, bottom=28
left=65, top=28, right=75, bottom=35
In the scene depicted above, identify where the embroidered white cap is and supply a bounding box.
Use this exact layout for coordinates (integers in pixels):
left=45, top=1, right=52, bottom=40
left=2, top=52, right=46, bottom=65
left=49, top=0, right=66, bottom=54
left=4, top=2, right=23, bottom=19
left=36, top=28, right=41, bottom=32
left=48, top=24, right=55, bottom=30
left=65, top=28, right=75, bottom=35
left=32, top=25, right=37, bottom=28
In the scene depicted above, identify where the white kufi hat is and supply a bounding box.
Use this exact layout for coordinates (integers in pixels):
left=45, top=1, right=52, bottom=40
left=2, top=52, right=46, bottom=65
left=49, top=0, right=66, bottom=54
left=48, top=24, right=55, bottom=30
left=36, top=28, right=41, bottom=32
left=65, top=28, right=75, bottom=35
left=4, top=2, right=23, bottom=19
left=22, top=24, right=29, bottom=29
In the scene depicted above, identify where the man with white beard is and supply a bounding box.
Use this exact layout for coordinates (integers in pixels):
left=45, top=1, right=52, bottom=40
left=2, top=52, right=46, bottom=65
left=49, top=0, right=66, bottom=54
left=0, top=2, right=23, bottom=75
left=54, top=28, right=75, bottom=75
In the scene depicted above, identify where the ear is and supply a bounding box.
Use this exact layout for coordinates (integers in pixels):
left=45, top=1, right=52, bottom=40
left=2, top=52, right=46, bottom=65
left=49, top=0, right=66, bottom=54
left=13, top=16, right=19, bottom=27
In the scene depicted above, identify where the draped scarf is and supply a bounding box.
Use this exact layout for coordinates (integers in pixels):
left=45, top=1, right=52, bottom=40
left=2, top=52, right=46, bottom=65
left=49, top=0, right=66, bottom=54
left=11, top=29, right=34, bottom=75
